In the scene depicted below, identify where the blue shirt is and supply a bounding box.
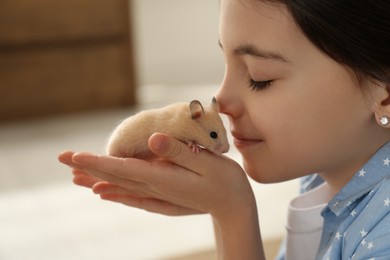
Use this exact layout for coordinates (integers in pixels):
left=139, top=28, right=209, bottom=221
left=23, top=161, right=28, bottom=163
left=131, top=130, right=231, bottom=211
left=278, top=141, right=390, bottom=259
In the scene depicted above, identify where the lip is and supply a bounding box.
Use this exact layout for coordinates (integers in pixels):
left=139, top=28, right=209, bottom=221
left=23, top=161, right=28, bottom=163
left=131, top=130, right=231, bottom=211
left=231, top=131, right=263, bottom=148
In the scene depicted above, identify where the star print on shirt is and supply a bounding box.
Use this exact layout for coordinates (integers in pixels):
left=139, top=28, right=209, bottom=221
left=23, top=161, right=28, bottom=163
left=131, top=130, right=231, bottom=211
left=383, top=157, right=390, bottom=166
left=360, top=239, right=375, bottom=250
left=284, top=142, right=390, bottom=260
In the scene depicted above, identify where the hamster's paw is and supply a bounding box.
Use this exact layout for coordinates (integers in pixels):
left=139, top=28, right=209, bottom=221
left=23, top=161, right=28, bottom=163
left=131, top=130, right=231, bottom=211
left=188, top=141, right=201, bottom=154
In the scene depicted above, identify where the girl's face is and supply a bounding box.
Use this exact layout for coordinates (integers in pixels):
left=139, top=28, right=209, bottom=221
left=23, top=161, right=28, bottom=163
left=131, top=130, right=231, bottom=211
left=216, top=0, right=387, bottom=188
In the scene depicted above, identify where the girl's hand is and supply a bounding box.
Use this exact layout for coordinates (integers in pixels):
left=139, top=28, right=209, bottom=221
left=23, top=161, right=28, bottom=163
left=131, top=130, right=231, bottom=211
left=58, top=133, right=255, bottom=219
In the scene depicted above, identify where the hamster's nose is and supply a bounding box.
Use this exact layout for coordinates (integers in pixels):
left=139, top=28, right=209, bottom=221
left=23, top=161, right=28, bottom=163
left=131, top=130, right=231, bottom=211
left=217, top=143, right=230, bottom=154
left=222, top=143, right=230, bottom=153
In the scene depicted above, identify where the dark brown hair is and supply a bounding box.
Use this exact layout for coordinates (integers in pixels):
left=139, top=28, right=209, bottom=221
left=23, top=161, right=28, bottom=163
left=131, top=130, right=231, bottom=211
left=265, top=0, right=390, bottom=84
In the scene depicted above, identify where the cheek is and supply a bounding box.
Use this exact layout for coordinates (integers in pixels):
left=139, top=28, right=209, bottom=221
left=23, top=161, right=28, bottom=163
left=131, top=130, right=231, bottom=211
left=241, top=97, right=330, bottom=178
left=246, top=88, right=371, bottom=183
left=243, top=110, right=311, bottom=182
left=250, top=97, right=312, bottom=151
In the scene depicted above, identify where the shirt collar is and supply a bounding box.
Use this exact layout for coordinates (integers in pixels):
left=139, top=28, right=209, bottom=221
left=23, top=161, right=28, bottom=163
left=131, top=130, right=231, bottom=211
left=326, top=141, right=390, bottom=216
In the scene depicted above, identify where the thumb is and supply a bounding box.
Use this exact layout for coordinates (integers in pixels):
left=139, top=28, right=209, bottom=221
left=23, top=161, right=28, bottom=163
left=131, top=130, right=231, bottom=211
left=149, top=133, right=225, bottom=175
left=149, top=133, right=209, bottom=173
left=148, top=133, right=186, bottom=160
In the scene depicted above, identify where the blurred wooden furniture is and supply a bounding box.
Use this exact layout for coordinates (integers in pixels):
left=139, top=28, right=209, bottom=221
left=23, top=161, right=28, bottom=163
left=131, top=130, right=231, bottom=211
left=0, top=0, right=136, bottom=121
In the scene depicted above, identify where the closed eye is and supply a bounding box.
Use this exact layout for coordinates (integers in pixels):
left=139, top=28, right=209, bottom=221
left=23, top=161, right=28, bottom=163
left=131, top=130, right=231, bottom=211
left=249, top=78, right=273, bottom=91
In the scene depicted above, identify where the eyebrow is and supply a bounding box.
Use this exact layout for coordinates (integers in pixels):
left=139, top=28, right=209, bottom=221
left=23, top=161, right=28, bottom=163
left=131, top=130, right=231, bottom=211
left=218, top=40, right=289, bottom=63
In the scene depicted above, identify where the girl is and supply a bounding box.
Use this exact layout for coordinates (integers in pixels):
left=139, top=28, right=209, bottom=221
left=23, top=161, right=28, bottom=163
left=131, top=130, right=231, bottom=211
left=59, top=0, right=390, bottom=259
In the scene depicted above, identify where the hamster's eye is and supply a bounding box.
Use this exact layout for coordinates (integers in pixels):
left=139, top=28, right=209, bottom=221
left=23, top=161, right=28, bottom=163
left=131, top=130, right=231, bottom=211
left=210, top=131, right=218, bottom=139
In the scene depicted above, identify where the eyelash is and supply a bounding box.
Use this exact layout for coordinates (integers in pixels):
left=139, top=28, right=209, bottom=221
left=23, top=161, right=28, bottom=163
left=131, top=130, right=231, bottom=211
left=248, top=78, right=273, bottom=91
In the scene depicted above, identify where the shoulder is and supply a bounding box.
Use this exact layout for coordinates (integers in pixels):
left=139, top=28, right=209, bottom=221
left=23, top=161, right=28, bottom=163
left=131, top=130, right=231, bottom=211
left=344, top=177, right=390, bottom=258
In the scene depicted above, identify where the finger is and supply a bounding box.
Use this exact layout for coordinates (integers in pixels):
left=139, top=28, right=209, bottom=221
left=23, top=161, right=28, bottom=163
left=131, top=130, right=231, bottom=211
left=71, top=152, right=154, bottom=182
left=72, top=152, right=207, bottom=211
left=58, top=150, right=76, bottom=166
left=59, top=151, right=108, bottom=187
left=71, top=152, right=193, bottom=188
left=92, top=182, right=139, bottom=195
left=72, top=169, right=103, bottom=188
left=92, top=183, right=170, bottom=211
left=70, top=151, right=217, bottom=211
left=100, top=194, right=203, bottom=216
left=58, top=151, right=89, bottom=174
left=71, top=153, right=164, bottom=197
left=62, top=151, right=205, bottom=215
left=148, top=133, right=216, bottom=173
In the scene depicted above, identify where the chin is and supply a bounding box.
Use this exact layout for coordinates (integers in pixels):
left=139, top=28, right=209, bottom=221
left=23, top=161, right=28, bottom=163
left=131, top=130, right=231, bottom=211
left=243, top=162, right=274, bottom=183
left=243, top=160, right=290, bottom=184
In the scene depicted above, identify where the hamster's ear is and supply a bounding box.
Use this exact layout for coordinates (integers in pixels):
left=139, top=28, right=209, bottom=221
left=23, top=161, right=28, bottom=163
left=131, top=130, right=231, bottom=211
left=372, top=84, right=390, bottom=128
left=190, top=100, right=204, bottom=119
left=211, top=97, right=218, bottom=111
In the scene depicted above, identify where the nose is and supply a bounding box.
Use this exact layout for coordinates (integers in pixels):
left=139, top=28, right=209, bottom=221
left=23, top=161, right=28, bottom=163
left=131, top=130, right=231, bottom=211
left=214, top=72, right=242, bottom=118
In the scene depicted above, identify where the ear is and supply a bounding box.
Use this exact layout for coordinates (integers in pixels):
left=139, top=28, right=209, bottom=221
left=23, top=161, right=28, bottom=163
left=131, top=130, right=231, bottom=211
left=189, top=100, right=204, bottom=120
left=211, top=96, right=218, bottom=111
left=373, top=84, right=390, bottom=128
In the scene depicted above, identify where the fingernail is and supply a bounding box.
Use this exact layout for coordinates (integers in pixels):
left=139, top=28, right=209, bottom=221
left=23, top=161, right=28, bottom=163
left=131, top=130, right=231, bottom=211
left=72, top=152, right=94, bottom=165
left=150, top=133, right=167, bottom=152
left=154, top=137, right=166, bottom=151
left=58, top=156, right=66, bottom=164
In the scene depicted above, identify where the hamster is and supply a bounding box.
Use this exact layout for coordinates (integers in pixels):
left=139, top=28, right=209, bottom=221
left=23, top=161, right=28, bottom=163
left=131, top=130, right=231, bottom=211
left=106, top=98, right=230, bottom=159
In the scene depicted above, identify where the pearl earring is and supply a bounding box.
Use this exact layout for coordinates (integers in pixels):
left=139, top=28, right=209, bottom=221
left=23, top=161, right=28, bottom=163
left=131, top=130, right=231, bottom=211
left=379, top=116, right=390, bottom=127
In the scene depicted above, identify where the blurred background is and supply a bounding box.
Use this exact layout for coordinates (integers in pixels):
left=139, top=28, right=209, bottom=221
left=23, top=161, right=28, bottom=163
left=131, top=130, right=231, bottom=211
left=0, top=0, right=298, bottom=259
